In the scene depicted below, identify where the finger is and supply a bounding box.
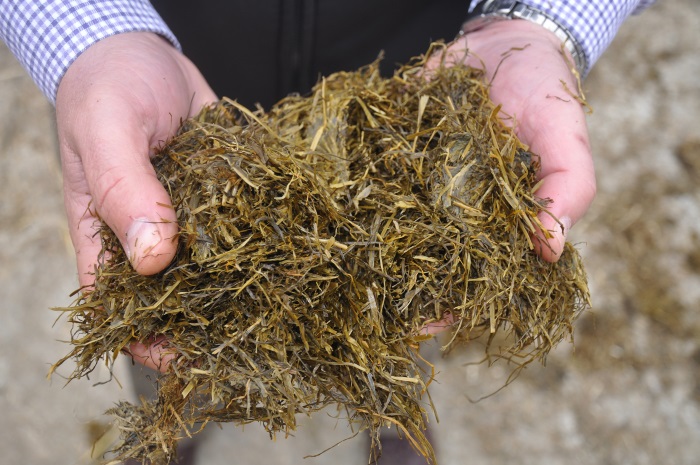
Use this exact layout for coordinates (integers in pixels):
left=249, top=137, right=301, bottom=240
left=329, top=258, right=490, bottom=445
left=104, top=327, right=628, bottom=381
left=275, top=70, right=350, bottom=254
left=420, top=313, right=456, bottom=335
left=423, top=37, right=468, bottom=69
left=124, top=336, right=177, bottom=373
left=69, top=98, right=179, bottom=276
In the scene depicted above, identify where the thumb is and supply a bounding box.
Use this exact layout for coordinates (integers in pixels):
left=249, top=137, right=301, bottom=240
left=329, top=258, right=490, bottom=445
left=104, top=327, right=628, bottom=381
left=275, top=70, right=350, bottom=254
left=531, top=175, right=576, bottom=263
left=81, top=111, right=179, bottom=276
left=529, top=143, right=596, bottom=263
left=61, top=155, right=178, bottom=288
left=59, top=98, right=180, bottom=283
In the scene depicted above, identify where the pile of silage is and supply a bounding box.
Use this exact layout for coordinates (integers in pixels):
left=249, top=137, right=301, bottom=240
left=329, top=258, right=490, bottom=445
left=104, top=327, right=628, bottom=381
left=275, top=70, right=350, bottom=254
left=53, top=47, right=589, bottom=464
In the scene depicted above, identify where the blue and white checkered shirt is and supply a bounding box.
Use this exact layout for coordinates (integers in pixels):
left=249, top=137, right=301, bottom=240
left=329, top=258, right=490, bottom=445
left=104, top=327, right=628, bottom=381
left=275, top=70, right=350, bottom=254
left=1, top=0, right=655, bottom=105
left=0, top=0, right=179, bottom=104
left=507, top=0, right=657, bottom=76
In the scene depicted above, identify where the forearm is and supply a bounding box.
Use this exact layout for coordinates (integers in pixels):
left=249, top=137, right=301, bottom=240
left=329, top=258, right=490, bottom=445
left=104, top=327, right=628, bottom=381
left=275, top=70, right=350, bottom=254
left=0, top=0, right=179, bottom=104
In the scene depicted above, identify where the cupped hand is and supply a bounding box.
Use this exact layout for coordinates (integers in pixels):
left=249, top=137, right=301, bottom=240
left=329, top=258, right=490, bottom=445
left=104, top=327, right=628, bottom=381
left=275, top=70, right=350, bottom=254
left=432, top=20, right=597, bottom=263
left=421, top=20, right=596, bottom=335
left=56, top=32, right=217, bottom=370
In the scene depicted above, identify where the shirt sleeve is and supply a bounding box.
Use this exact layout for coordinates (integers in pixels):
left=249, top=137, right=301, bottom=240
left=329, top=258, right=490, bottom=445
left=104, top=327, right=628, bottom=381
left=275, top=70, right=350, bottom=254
left=469, top=1, right=657, bottom=76
left=0, top=0, right=180, bottom=105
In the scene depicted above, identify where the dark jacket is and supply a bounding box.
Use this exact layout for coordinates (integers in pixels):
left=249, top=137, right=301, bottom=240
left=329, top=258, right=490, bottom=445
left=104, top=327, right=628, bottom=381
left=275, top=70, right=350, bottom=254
left=152, top=0, right=468, bottom=108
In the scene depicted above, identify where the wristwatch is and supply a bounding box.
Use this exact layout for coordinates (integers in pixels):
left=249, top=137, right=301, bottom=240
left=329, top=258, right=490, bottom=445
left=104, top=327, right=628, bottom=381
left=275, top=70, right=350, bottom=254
left=460, top=0, right=588, bottom=76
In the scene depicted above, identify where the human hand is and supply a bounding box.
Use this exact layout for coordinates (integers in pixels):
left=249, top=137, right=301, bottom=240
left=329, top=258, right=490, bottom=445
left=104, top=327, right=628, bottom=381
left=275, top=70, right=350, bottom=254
left=431, top=20, right=596, bottom=263
left=56, top=32, right=217, bottom=370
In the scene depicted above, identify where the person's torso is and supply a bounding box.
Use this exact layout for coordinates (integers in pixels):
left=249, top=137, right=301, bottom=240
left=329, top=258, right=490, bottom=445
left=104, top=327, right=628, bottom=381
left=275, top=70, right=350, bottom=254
left=152, top=0, right=468, bottom=107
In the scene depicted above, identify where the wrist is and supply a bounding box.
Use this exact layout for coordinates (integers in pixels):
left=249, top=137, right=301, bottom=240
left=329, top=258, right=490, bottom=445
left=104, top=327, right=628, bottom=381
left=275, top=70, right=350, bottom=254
left=457, top=20, right=578, bottom=78
left=461, top=0, right=587, bottom=77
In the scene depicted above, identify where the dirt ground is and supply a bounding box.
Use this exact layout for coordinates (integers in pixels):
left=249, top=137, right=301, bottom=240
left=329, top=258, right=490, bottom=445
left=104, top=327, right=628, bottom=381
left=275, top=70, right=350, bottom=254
left=1, top=1, right=699, bottom=464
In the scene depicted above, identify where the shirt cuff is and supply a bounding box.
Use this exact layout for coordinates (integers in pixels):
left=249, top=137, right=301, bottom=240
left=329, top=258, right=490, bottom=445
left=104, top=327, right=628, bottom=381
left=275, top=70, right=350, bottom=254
left=0, top=0, right=180, bottom=105
left=518, top=0, right=657, bottom=75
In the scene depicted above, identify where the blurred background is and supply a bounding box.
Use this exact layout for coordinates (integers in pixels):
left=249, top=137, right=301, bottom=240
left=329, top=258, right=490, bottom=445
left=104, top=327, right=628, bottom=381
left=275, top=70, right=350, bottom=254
left=1, top=1, right=699, bottom=464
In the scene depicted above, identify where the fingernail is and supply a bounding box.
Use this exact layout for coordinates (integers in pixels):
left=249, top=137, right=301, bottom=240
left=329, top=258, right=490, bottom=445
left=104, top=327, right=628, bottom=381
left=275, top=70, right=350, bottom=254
left=125, top=217, right=162, bottom=267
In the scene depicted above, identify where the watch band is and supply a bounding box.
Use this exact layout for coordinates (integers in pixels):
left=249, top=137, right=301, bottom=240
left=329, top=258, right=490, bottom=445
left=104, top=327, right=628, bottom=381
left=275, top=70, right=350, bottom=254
left=460, top=0, right=588, bottom=76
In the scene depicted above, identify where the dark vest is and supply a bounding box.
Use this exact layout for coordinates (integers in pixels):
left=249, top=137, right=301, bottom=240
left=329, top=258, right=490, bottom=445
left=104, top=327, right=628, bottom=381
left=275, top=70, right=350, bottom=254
left=152, top=0, right=468, bottom=108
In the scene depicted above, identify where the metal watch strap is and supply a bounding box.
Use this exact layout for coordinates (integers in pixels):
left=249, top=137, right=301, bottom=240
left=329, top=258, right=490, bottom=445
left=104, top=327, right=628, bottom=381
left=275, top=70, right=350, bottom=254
left=460, top=0, right=588, bottom=76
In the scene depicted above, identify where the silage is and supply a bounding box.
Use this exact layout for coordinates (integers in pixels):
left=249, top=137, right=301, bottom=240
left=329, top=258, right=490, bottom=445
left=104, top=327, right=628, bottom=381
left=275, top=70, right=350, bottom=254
left=53, top=45, right=589, bottom=464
